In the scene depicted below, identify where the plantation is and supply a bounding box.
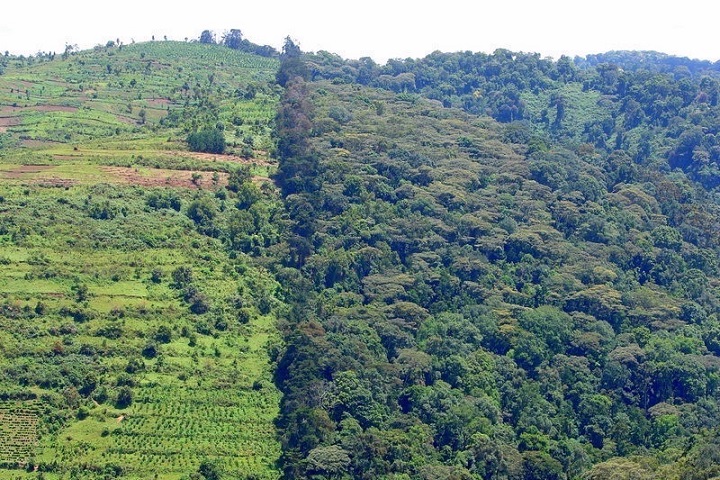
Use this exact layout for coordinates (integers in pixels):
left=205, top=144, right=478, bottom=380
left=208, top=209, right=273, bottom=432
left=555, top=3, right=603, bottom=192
left=0, top=403, right=39, bottom=467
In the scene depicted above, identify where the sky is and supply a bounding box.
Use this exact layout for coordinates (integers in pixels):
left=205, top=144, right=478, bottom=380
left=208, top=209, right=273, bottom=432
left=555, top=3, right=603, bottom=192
left=1, top=0, right=719, bottom=63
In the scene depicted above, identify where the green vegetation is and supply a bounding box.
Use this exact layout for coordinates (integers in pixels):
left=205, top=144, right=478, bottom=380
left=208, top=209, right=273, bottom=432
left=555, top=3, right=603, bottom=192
left=5, top=28, right=720, bottom=480
left=272, top=50, right=720, bottom=479
left=0, top=39, right=283, bottom=479
left=188, top=126, right=226, bottom=154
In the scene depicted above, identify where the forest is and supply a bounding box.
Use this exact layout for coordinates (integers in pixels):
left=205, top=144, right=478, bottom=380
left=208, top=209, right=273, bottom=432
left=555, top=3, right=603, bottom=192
left=271, top=43, right=720, bottom=479
left=1, top=31, right=720, bottom=479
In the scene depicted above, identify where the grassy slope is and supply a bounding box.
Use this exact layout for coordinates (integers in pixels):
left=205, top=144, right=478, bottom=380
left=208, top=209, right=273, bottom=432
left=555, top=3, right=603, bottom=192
left=0, top=42, right=282, bottom=479
left=0, top=41, right=278, bottom=185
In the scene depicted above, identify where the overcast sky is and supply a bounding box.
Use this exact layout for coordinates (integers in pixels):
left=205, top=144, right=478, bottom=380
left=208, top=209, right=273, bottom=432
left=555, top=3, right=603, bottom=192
left=1, top=0, right=718, bottom=63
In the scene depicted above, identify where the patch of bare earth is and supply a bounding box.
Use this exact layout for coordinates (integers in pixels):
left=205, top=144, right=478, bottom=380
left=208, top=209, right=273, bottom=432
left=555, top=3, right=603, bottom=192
left=0, top=106, right=21, bottom=114
left=146, top=98, right=171, bottom=107
left=0, top=117, right=21, bottom=131
left=0, top=105, right=77, bottom=114
left=166, top=150, right=273, bottom=166
left=115, top=115, right=138, bottom=125
left=31, top=105, right=78, bottom=113
left=21, top=139, right=62, bottom=148
left=100, top=166, right=229, bottom=189
left=2, top=165, right=53, bottom=179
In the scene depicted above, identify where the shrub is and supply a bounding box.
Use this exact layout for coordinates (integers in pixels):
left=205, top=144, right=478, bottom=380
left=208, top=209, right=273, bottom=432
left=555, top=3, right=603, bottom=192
left=154, top=325, right=173, bottom=343
left=171, top=266, right=194, bottom=289
left=150, top=268, right=163, bottom=283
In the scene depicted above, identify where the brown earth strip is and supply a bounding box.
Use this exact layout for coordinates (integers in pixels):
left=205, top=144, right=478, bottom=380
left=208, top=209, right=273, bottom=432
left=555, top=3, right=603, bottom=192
left=100, top=166, right=229, bottom=189
left=0, top=105, right=77, bottom=115
left=165, top=150, right=273, bottom=166
left=146, top=98, right=171, bottom=107
left=21, top=139, right=62, bottom=148
left=0, top=117, right=21, bottom=127
left=31, top=105, right=78, bottom=113
left=2, top=165, right=53, bottom=178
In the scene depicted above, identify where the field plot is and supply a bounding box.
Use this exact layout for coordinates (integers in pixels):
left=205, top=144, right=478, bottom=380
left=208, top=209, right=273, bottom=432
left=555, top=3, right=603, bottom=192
left=0, top=403, right=39, bottom=466
left=0, top=181, right=283, bottom=479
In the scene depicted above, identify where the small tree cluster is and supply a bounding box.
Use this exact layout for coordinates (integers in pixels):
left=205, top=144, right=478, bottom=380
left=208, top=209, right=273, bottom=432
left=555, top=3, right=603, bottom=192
left=199, top=30, right=216, bottom=45
left=187, top=127, right=225, bottom=154
left=146, top=190, right=182, bottom=211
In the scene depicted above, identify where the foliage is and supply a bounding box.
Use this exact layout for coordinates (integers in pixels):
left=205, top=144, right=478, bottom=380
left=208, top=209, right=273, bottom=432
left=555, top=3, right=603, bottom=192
left=187, top=126, right=226, bottom=154
left=272, top=50, right=720, bottom=479
left=0, top=38, right=283, bottom=480
left=7, top=23, right=720, bottom=480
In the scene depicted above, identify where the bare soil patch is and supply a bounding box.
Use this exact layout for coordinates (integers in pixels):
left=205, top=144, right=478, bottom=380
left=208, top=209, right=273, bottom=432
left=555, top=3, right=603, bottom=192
left=2, top=165, right=53, bottom=179
left=166, top=150, right=273, bottom=166
left=100, top=166, right=229, bottom=189
left=0, top=116, right=20, bottom=132
left=0, top=117, right=21, bottom=127
left=0, top=106, right=21, bottom=114
left=146, top=98, right=172, bottom=107
left=21, top=139, right=62, bottom=148
left=31, top=105, right=78, bottom=113
left=114, top=114, right=138, bottom=125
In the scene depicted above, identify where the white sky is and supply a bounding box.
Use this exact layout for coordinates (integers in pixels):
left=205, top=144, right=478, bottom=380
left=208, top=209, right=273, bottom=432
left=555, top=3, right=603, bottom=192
left=1, top=0, right=718, bottom=63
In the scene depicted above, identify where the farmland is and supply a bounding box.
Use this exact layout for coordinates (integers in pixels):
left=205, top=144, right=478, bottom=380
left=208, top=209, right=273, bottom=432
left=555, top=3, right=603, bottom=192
left=0, top=40, right=283, bottom=479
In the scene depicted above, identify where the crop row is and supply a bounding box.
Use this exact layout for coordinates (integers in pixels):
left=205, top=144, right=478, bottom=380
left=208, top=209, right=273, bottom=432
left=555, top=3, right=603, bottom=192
left=0, top=405, right=39, bottom=463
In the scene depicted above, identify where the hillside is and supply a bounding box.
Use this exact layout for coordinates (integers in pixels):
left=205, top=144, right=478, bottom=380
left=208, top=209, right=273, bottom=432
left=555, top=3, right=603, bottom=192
left=0, top=41, right=284, bottom=479
left=272, top=48, right=720, bottom=479
left=4, top=34, right=720, bottom=480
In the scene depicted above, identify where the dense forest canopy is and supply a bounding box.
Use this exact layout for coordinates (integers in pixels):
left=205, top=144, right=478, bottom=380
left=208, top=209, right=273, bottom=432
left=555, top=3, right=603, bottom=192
left=271, top=44, right=720, bottom=479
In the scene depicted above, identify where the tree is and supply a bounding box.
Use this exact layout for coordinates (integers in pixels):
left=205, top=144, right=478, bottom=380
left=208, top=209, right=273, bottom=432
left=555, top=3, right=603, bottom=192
left=72, top=283, right=89, bottom=303
left=199, top=30, right=216, bottom=45
left=276, top=37, right=307, bottom=87
left=186, top=197, right=217, bottom=227
left=305, top=445, right=351, bottom=478
left=522, top=451, right=565, bottom=480
left=116, top=386, right=133, bottom=408
left=281, top=36, right=302, bottom=58
left=171, top=266, right=194, bottom=289
left=197, top=459, right=223, bottom=480
left=222, top=29, right=243, bottom=49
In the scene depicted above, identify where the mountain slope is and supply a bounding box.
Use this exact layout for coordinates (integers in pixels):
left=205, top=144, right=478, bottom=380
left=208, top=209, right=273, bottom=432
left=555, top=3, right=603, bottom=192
left=273, top=55, right=720, bottom=479
left=0, top=41, right=284, bottom=479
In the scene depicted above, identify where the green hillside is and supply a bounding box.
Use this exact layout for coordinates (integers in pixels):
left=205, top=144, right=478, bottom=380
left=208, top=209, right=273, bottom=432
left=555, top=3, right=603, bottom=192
left=272, top=48, right=720, bottom=479
left=4, top=33, right=720, bottom=480
left=0, top=40, right=283, bottom=479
